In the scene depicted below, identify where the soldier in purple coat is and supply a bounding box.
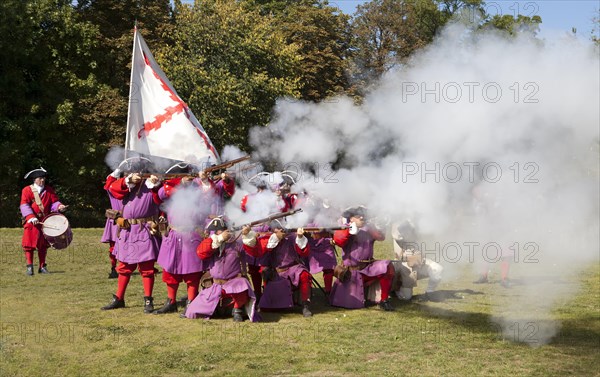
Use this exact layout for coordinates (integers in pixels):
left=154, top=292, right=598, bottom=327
left=243, top=219, right=313, bottom=317
left=307, top=230, right=337, bottom=294
left=330, top=206, right=395, bottom=311
left=185, top=218, right=259, bottom=322
left=101, top=168, right=123, bottom=279
left=100, top=162, right=162, bottom=314
left=153, top=163, right=212, bottom=316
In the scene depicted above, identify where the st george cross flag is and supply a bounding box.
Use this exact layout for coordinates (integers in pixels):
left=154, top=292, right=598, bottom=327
left=125, top=27, right=220, bottom=164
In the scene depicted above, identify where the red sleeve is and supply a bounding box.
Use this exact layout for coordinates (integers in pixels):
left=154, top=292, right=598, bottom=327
left=295, top=240, right=310, bottom=258
left=151, top=190, right=162, bottom=205
left=162, top=178, right=182, bottom=198
left=103, top=175, right=117, bottom=191
left=108, top=177, right=129, bottom=200
left=333, top=228, right=351, bottom=247
left=243, top=234, right=270, bottom=258
left=240, top=195, right=248, bottom=212
left=222, top=178, right=235, bottom=197
left=196, top=238, right=216, bottom=260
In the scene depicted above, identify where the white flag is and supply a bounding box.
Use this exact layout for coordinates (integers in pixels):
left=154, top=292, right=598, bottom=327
left=125, top=27, right=220, bottom=164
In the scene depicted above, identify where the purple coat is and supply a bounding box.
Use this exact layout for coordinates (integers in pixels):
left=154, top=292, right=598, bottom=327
left=329, top=227, right=390, bottom=308
left=157, top=186, right=210, bottom=274
left=113, top=184, right=160, bottom=264
left=307, top=236, right=337, bottom=273
left=185, top=241, right=259, bottom=321
left=258, top=234, right=309, bottom=309
left=101, top=191, right=123, bottom=244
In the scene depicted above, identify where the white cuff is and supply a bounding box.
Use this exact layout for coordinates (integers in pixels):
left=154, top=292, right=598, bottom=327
left=242, top=231, right=257, bottom=247
left=295, top=235, right=308, bottom=249
left=211, top=234, right=224, bottom=249
left=110, top=168, right=121, bottom=178
left=266, top=233, right=280, bottom=249
left=349, top=222, right=358, bottom=235
left=125, top=175, right=136, bottom=190
left=145, top=179, right=159, bottom=189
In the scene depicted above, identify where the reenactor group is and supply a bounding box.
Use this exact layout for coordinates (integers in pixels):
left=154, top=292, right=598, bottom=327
left=20, top=159, right=447, bottom=322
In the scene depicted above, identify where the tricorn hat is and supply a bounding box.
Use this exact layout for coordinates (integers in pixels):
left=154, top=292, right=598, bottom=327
left=118, top=157, right=154, bottom=173
left=24, top=167, right=47, bottom=180
left=165, top=162, right=194, bottom=175
left=206, top=216, right=228, bottom=232
left=342, top=206, right=368, bottom=220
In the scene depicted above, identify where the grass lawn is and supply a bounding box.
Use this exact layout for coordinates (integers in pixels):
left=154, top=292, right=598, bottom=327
left=1, top=228, right=598, bottom=376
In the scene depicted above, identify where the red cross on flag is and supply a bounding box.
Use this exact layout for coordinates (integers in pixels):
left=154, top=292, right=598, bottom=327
left=125, top=27, right=220, bottom=165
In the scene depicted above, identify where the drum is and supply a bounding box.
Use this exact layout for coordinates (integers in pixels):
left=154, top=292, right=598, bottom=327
left=42, top=213, right=73, bottom=250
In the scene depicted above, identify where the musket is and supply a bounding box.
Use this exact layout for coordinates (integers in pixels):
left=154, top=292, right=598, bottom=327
left=231, top=208, right=303, bottom=231
left=136, top=156, right=252, bottom=179
left=203, top=155, right=251, bottom=174
left=284, top=226, right=348, bottom=233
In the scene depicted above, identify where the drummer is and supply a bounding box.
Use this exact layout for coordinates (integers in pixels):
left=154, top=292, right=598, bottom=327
left=19, top=167, right=67, bottom=276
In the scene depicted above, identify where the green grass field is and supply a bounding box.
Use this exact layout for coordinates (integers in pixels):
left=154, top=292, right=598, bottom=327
left=1, top=228, right=598, bottom=376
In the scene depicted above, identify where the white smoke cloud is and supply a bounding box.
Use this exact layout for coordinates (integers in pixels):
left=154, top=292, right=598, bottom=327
left=248, top=24, right=600, bottom=345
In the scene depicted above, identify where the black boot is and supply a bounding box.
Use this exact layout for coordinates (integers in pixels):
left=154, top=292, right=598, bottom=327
left=473, top=275, right=488, bottom=284
left=180, top=299, right=192, bottom=319
left=26, top=264, right=34, bottom=276
left=108, top=267, right=118, bottom=279
left=38, top=264, right=49, bottom=274
left=232, top=308, right=244, bottom=322
left=302, top=301, right=312, bottom=317
left=154, top=298, right=177, bottom=314
left=101, top=294, right=125, bottom=310
left=143, top=296, right=154, bottom=314
left=379, top=299, right=394, bottom=311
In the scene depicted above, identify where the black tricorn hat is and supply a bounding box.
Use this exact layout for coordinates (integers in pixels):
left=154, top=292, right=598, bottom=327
left=24, top=167, right=47, bottom=180
left=165, top=162, right=194, bottom=175
left=206, top=216, right=228, bottom=232
left=342, top=206, right=368, bottom=220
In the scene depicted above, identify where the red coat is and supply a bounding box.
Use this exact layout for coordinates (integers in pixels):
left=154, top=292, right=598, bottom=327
left=20, top=185, right=61, bottom=250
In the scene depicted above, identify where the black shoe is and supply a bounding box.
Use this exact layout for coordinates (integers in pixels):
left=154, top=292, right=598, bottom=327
left=500, top=279, right=511, bottom=288
left=473, top=275, right=488, bottom=284
left=143, top=296, right=154, bottom=314
left=302, top=301, right=313, bottom=317
left=180, top=299, right=192, bottom=318
left=38, top=264, right=49, bottom=274
left=108, top=267, right=118, bottom=279
left=26, top=264, right=34, bottom=276
left=101, top=294, right=125, bottom=310
left=153, top=298, right=178, bottom=314
left=232, top=308, right=244, bottom=322
left=379, top=299, right=394, bottom=311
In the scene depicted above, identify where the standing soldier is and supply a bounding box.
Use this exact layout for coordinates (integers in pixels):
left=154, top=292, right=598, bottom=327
left=20, top=167, right=67, bottom=275
left=101, top=167, right=123, bottom=279
left=330, top=206, right=395, bottom=311
left=153, top=163, right=209, bottom=316
left=185, top=218, right=260, bottom=322
left=100, top=159, right=162, bottom=313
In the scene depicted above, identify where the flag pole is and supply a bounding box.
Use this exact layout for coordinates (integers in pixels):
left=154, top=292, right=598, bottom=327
left=124, top=22, right=138, bottom=160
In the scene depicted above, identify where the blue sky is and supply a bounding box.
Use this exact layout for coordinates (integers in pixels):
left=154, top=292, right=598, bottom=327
left=330, top=0, right=599, bottom=39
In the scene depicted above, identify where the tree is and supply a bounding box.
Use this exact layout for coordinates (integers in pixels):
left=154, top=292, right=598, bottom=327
left=0, top=0, right=107, bottom=226
left=481, top=14, right=542, bottom=36
left=245, top=0, right=352, bottom=101
left=155, top=0, right=301, bottom=151
left=349, top=0, right=443, bottom=94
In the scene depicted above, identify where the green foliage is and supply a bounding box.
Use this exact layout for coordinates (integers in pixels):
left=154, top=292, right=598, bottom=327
left=245, top=0, right=352, bottom=101
left=482, top=14, right=543, bottom=36
left=349, top=0, right=443, bottom=95
left=156, top=0, right=301, bottom=151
